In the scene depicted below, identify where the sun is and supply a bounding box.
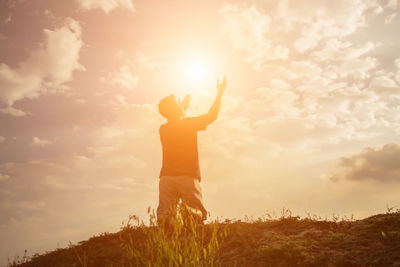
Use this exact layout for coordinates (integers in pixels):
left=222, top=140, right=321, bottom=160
left=178, top=54, right=214, bottom=87
left=186, top=58, right=207, bottom=82
left=173, top=51, right=218, bottom=92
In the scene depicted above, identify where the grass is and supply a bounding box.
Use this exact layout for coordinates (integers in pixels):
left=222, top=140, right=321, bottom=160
left=8, top=207, right=400, bottom=267
left=118, top=206, right=227, bottom=266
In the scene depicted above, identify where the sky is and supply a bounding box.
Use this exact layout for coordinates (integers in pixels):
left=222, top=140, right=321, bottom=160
left=1, top=0, right=400, bottom=263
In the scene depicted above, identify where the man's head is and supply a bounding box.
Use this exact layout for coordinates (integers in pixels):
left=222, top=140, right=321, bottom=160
left=158, top=94, right=184, bottom=120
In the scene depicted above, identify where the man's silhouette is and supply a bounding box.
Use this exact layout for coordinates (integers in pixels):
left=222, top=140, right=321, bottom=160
left=157, top=76, right=227, bottom=225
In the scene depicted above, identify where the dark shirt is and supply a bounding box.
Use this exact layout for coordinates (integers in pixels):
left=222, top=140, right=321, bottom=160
left=159, top=115, right=209, bottom=180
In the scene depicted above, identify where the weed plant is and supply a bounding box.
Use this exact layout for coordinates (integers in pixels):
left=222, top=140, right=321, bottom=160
left=118, top=205, right=227, bottom=266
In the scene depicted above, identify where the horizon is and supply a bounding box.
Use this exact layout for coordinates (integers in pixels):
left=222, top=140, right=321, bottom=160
left=1, top=0, right=400, bottom=264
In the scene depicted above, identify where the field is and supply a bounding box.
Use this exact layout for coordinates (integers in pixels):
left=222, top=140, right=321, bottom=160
left=9, top=208, right=400, bottom=267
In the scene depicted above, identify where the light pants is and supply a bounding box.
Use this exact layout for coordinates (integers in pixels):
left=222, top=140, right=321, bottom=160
left=157, top=175, right=207, bottom=224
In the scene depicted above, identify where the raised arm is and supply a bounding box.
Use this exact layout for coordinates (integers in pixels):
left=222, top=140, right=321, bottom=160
left=203, top=76, right=227, bottom=125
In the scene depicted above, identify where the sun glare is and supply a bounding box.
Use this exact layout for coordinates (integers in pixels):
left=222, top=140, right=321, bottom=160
left=173, top=51, right=220, bottom=92
left=187, top=58, right=207, bottom=82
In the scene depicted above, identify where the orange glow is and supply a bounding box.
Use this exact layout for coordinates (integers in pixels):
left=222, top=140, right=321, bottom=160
left=186, top=57, right=208, bottom=83
left=2, top=1, right=400, bottom=264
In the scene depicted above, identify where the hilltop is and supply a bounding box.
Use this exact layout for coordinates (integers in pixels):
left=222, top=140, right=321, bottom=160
left=9, top=210, right=400, bottom=267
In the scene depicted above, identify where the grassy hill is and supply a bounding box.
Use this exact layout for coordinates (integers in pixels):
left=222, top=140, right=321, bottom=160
left=9, top=209, right=400, bottom=267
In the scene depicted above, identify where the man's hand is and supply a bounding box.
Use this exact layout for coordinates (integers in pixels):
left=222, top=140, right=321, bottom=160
left=217, top=76, right=227, bottom=94
left=181, top=94, right=191, bottom=111
left=200, top=76, right=226, bottom=125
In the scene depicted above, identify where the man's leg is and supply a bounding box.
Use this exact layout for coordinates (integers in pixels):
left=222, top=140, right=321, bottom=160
left=179, top=177, right=207, bottom=223
left=157, top=176, right=179, bottom=227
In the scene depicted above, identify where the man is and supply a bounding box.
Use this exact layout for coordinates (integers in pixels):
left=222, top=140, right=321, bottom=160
left=157, top=76, right=227, bottom=225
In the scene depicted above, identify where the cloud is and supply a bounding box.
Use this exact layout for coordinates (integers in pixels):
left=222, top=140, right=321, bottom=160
left=16, top=201, right=46, bottom=211
left=369, top=75, right=399, bottom=94
left=76, top=0, right=135, bottom=14
left=32, top=137, right=52, bottom=146
left=276, top=0, right=377, bottom=39
left=384, top=13, right=397, bottom=24
left=219, top=1, right=384, bottom=69
left=135, top=50, right=164, bottom=70
left=331, top=144, right=400, bottom=182
left=386, top=0, right=398, bottom=10
left=311, top=39, right=376, bottom=62
left=0, top=18, right=84, bottom=116
left=395, top=57, right=400, bottom=84
left=293, top=37, right=318, bottom=53
left=101, top=65, right=139, bottom=89
left=0, top=102, right=160, bottom=220
left=219, top=4, right=289, bottom=69
left=0, top=174, right=9, bottom=181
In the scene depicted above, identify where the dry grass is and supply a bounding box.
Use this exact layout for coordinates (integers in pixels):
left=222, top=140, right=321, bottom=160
left=9, top=207, right=400, bottom=267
